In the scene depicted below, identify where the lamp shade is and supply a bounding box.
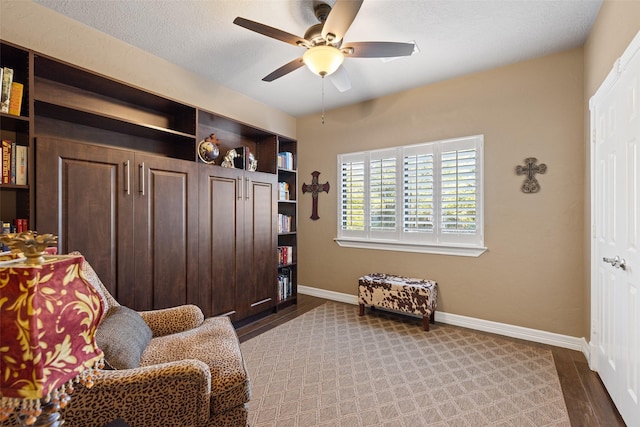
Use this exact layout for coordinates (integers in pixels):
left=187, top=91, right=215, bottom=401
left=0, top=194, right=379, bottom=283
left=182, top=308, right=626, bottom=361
left=0, top=255, right=104, bottom=417
left=303, top=45, right=344, bottom=77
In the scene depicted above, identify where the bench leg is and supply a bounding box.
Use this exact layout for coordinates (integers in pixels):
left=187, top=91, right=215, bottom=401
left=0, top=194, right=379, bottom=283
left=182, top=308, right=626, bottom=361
left=359, top=304, right=365, bottom=316
left=422, top=316, right=430, bottom=331
left=430, top=311, right=435, bottom=324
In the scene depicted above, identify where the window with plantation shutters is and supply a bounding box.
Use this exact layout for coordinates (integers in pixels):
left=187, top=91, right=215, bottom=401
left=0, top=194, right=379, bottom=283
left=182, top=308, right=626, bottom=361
left=337, top=135, right=486, bottom=257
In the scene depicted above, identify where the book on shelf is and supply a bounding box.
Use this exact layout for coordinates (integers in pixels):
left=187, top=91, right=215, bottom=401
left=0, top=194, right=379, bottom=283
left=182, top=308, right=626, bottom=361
left=277, top=152, right=294, bottom=170
left=15, top=145, right=27, bottom=185
left=278, top=181, right=290, bottom=201
left=8, top=82, right=23, bottom=116
left=1, top=67, right=13, bottom=114
left=1, top=140, right=11, bottom=184
left=277, top=246, right=293, bottom=265
left=1, top=140, right=27, bottom=185
left=278, top=267, right=293, bottom=302
left=10, top=141, right=16, bottom=184
left=277, top=213, right=293, bottom=233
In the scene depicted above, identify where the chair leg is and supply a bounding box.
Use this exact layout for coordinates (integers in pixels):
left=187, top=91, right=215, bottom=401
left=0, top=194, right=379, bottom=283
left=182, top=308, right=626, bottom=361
left=430, top=311, right=435, bottom=324
left=359, top=304, right=365, bottom=316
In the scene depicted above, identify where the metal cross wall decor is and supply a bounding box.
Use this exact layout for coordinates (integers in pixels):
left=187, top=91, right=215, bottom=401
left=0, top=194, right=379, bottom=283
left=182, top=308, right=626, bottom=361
left=516, top=157, right=547, bottom=193
left=302, top=171, right=330, bottom=220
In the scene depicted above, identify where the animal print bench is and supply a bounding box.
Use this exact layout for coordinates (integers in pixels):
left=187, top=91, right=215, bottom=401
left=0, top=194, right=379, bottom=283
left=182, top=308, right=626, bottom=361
left=358, top=273, right=438, bottom=331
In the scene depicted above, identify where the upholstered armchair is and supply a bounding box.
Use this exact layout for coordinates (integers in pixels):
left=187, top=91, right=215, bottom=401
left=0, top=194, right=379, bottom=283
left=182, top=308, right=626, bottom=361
left=7, top=252, right=251, bottom=427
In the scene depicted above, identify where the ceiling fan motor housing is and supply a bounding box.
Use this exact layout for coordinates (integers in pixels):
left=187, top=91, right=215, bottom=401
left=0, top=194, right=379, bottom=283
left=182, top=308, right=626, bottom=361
left=304, top=23, right=326, bottom=46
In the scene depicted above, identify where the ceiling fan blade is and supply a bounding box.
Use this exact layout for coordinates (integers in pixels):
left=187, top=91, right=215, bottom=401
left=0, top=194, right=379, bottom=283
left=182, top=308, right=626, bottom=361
left=321, top=0, right=364, bottom=44
left=233, top=17, right=309, bottom=47
left=342, top=41, right=415, bottom=58
left=329, top=65, right=351, bottom=92
left=262, top=57, right=306, bottom=82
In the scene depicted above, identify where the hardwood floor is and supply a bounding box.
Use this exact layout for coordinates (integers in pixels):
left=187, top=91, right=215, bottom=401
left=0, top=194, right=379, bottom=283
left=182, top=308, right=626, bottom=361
left=236, top=294, right=626, bottom=427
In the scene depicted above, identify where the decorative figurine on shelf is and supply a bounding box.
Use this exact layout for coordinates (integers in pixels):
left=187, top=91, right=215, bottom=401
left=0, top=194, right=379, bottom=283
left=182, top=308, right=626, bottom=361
left=197, top=133, right=220, bottom=164
left=221, top=146, right=258, bottom=171
left=221, top=149, right=238, bottom=168
left=248, top=151, right=258, bottom=171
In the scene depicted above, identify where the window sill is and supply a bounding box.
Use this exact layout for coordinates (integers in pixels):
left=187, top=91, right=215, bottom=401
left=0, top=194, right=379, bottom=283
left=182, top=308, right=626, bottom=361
left=334, top=237, right=487, bottom=257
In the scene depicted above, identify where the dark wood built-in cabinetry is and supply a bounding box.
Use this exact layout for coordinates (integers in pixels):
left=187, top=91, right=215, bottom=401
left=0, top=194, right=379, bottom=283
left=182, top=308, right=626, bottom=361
left=0, top=40, right=297, bottom=321
left=198, top=166, right=277, bottom=320
left=35, top=138, right=200, bottom=312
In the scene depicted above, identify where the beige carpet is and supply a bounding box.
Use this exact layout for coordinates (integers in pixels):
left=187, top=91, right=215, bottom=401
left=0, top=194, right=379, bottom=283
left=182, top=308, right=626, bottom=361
left=240, top=302, right=571, bottom=426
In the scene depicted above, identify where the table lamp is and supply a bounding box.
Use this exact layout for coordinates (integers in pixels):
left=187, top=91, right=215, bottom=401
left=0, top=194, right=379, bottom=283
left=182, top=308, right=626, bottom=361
left=0, top=232, right=104, bottom=426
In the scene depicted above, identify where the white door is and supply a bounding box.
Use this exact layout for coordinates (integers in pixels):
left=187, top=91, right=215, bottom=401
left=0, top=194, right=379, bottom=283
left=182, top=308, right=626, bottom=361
left=590, top=30, right=640, bottom=427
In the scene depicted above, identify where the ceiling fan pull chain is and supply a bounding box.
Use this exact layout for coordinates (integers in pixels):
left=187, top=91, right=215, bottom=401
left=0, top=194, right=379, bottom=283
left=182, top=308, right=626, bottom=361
left=321, top=76, right=326, bottom=124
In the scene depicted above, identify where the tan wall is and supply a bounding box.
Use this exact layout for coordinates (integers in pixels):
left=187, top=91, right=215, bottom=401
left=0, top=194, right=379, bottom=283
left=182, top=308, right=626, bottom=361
left=297, top=48, right=586, bottom=337
left=582, top=1, right=640, bottom=337
left=4, top=0, right=638, bottom=339
left=0, top=0, right=296, bottom=139
left=585, top=1, right=640, bottom=97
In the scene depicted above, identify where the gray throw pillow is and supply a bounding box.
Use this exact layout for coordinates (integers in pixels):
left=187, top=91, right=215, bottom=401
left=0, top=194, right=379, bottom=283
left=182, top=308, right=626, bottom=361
left=96, top=305, right=152, bottom=370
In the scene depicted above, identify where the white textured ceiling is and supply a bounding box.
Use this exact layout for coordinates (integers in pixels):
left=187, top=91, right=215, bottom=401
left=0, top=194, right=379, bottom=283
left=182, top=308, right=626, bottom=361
left=34, top=0, right=602, bottom=117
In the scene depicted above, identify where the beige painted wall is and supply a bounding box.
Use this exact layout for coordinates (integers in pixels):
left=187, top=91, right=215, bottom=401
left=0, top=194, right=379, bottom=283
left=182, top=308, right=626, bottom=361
left=582, top=1, right=640, bottom=337
left=585, top=0, right=640, bottom=97
left=3, top=0, right=638, bottom=339
left=0, top=0, right=296, bottom=138
left=297, top=48, right=586, bottom=337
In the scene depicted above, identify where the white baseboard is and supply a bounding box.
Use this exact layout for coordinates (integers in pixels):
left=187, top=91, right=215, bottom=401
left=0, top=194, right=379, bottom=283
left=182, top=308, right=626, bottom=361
left=298, top=284, right=590, bottom=358
left=299, top=285, right=358, bottom=305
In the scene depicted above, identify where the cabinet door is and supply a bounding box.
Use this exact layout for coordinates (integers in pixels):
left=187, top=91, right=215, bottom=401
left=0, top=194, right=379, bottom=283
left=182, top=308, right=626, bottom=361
left=238, top=171, right=277, bottom=318
left=198, top=165, right=243, bottom=318
left=133, top=153, right=199, bottom=311
left=34, top=137, right=135, bottom=305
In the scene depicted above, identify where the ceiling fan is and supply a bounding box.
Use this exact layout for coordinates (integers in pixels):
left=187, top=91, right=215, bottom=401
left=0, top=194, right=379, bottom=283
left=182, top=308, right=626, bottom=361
left=233, top=0, right=415, bottom=92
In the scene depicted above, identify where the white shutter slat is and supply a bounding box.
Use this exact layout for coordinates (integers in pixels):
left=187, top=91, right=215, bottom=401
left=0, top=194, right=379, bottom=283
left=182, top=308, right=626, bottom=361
left=340, top=159, right=366, bottom=231
left=403, top=152, right=434, bottom=233
left=370, top=157, right=396, bottom=231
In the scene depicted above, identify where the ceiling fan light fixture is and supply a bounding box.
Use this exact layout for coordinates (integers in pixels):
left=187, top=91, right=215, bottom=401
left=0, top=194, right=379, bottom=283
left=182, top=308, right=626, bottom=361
left=303, top=45, right=344, bottom=77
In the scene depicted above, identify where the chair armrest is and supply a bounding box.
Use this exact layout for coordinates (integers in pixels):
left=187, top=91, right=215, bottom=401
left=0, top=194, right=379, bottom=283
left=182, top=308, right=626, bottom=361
left=62, top=360, right=212, bottom=427
left=138, top=304, right=205, bottom=337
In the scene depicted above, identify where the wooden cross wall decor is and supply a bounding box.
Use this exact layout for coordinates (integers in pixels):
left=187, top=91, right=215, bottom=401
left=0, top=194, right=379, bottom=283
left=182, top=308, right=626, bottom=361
left=516, top=157, right=547, bottom=193
left=302, top=171, right=330, bottom=220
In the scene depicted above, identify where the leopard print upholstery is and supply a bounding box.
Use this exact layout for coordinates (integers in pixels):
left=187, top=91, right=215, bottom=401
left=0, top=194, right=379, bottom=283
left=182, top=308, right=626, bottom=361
left=139, top=316, right=250, bottom=415
left=62, top=360, right=212, bottom=427
left=358, top=272, right=438, bottom=320
left=0, top=253, right=250, bottom=427
left=139, top=305, right=205, bottom=337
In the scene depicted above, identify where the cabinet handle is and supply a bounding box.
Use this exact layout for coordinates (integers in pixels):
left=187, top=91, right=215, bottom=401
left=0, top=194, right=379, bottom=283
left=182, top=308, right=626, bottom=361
left=124, top=160, right=130, bottom=195
left=246, top=177, right=251, bottom=200
left=237, top=176, right=243, bottom=200
left=250, top=298, right=272, bottom=307
left=139, top=162, right=145, bottom=196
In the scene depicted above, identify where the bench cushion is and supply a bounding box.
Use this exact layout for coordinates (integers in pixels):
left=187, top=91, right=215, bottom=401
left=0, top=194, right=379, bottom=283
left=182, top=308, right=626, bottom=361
left=358, top=273, right=438, bottom=317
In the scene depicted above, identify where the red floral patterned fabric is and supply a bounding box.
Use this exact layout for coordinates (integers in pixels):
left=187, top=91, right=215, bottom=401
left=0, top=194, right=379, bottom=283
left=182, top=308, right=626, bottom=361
left=0, top=255, right=104, bottom=400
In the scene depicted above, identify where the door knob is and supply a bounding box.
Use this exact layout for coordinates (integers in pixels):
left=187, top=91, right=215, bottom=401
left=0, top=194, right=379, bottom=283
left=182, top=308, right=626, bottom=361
left=603, top=256, right=627, bottom=271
